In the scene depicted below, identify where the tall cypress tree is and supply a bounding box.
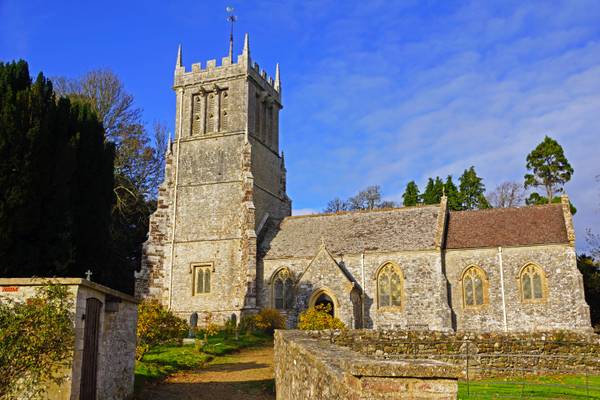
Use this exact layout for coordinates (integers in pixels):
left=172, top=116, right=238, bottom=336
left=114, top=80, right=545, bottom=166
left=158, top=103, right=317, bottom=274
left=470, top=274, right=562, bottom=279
left=0, top=61, right=115, bottom=285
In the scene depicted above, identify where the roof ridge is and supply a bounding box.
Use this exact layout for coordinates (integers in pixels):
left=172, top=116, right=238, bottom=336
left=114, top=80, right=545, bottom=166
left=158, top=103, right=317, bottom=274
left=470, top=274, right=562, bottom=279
left=287, top=203, right=440, bottom=220
left=449, top=204, right=561, bottom=215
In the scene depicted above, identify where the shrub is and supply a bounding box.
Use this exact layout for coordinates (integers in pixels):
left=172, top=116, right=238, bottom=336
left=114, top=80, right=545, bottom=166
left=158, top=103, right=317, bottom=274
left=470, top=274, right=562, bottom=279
left=223, top=315, right=238, bottom=339
left=0, top=283, right=75, bottom=399
left=136, top=300, right=188, bottom=360
left=255, top=308, right=285, bottom=334
left=298, top=304, right=346, bottom=330
left=239, top=314, right=258, bottom=334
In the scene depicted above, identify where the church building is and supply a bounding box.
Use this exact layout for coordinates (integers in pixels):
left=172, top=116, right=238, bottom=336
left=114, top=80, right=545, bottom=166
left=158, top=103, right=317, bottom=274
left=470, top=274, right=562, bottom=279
left=135, top=36, right=591, bottom=332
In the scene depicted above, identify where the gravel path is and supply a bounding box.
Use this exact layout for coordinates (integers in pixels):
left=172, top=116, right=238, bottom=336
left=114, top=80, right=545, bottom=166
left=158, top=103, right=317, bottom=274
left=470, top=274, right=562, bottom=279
left=138, top=345, right=275, bottom=400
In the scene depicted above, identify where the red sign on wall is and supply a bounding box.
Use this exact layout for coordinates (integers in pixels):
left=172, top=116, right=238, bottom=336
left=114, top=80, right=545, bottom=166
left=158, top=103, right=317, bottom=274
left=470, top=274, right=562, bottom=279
left=2, top=287, right=19, bottom=292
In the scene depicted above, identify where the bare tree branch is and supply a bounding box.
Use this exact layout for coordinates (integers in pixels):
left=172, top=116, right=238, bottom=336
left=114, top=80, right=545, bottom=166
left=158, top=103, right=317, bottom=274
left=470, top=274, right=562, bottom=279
left=487, top=181, right=525, bottom=208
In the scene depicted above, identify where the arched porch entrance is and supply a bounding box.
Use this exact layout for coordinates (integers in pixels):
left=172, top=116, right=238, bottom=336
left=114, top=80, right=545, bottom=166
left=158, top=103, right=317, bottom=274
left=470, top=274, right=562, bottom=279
left=308, top=288, right=339, bottom=317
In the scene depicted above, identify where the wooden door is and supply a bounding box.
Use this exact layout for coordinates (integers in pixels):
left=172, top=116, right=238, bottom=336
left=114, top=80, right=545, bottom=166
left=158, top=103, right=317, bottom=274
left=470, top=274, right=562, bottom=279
left=80, top=298, right=102, bottom=400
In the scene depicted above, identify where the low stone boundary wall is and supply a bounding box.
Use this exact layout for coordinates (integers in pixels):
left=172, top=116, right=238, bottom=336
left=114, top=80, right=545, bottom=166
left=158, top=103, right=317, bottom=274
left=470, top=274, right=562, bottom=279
left=311, top=330, right=600, bottom=378
left=274, top=330, right=461, bottom=399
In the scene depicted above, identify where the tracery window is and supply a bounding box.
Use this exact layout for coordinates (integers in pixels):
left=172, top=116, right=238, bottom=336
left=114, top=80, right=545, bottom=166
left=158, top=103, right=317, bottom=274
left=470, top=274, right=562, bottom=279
left=520, top=263, right=546, bottom=302
left=272, top=269, right=294, bottom=310
left=193, top=265, right=211, bottom=295
left=377, top=263, right=403, bottom=308
left=462, top=266, right=487, bottom=308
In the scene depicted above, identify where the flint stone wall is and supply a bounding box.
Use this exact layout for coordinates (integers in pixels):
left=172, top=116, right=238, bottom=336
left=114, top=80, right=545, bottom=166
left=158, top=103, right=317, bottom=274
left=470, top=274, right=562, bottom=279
left=274, top=330, right=460, bottom=400
left=312, top=329, right=600, bottom=378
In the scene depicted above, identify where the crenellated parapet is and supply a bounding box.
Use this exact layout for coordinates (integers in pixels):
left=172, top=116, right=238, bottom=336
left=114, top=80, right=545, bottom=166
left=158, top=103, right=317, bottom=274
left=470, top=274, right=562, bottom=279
left=173, top=33, right=281, bottom=102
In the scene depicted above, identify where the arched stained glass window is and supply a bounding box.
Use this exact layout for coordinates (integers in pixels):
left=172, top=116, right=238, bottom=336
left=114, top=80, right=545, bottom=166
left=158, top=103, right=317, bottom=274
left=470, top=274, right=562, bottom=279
left=377, top=263, right=403, bottom=308
left=520, top=263, right=546, bottom=302
left=272, top=269, right=294, bottom=310
left=462, top=266, right=487, bottom=308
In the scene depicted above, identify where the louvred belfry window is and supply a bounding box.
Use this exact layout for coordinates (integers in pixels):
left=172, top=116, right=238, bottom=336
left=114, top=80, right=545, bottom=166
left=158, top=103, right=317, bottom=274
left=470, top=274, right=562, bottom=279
left=206, top=93, right=216, bottom=133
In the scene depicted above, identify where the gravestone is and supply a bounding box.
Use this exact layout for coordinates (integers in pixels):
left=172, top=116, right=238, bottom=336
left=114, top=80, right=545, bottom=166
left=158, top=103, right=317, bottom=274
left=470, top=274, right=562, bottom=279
left=189, top=312, right=198, bottom=338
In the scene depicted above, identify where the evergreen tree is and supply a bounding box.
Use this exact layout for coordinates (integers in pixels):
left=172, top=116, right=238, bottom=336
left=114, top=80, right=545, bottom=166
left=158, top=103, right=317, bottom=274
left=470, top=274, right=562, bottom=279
left=402, top=181, right=420, bottom=206
left=0, top=61, right=115, bottom=287
left=444, top=175, right=462, bottom=211
left=525, top=136, right=573, bottom=203
left=55, top=70, right=168, bottom=294
left=422, top=177, right=445, bottom=205
left=459, top=166, right=489, bottom=210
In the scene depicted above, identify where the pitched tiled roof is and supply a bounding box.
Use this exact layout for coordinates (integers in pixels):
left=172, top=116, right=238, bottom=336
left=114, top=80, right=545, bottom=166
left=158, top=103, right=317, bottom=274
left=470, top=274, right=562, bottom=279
left=260, top=206, right=441, bottom=259
left=445, top=204, right=568, bottom=249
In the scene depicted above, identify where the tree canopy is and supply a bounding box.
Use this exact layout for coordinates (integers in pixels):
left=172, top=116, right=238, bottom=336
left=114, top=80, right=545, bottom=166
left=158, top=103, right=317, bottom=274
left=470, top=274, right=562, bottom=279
left=487, top=181, right=524, bottom=208
left=525, top=136, right=573, bottom=203
left=459, top=166, right=490, bottom=210
left=401, top=181, right=420, bottom=206
left=0, top=60, right=114, bottom=281
left=54, top=69, right=168, bottom=293
left=323, top=185, right=397, bottom=213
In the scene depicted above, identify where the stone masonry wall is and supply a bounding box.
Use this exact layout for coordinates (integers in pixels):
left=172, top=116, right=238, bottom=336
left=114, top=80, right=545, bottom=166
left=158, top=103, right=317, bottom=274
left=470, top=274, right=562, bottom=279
left=260, top=249, right=452, bottom=330
left=445, top=244, right=591, bottom=332
left=313, top=329, right=600, bottom=378
left=274, top=330, right=460, bottom=400
left=0, top=279, right=137, bottom=400
left=137, top=42, right=290, bottom=326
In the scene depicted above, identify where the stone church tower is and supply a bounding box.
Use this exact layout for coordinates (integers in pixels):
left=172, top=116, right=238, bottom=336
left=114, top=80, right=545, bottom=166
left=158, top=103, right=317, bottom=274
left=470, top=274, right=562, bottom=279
left=135, top=35, right=292, bottom=321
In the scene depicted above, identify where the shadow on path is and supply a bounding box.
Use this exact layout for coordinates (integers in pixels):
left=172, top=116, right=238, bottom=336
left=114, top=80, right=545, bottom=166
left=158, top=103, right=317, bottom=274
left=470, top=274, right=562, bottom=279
left=138, top=346, right=275, bottom=400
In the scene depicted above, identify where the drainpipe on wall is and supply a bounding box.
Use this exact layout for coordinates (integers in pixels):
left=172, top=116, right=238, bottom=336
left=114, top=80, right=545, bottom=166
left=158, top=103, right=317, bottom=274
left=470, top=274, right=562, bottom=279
left=361, top=252, right=366, bottom=329
left=168, top=88, right=184, bottom=310
left=498, top=246, right=508, bottom=332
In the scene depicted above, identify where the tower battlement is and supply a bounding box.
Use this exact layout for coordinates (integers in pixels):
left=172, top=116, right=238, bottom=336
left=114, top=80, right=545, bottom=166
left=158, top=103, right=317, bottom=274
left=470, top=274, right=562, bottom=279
left=174, top=33, right=281, bottom=96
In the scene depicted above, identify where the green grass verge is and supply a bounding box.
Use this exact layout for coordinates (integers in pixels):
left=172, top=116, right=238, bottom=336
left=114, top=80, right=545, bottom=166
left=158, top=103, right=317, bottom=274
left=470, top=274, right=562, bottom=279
left=134, top=331, right=272, bottom=393
left=458, top=375, right=600, bottom=399
left=201, top=331, right=272, bottom=356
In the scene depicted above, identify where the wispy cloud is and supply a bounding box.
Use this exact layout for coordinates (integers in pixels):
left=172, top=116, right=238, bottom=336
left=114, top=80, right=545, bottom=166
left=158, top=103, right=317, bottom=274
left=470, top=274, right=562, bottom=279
left=278, top=0, right=600, bottom=249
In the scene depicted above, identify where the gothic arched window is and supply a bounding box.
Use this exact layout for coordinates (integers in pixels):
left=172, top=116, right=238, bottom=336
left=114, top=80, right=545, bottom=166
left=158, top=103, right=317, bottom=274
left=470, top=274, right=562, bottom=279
left=520, top=263, right=546, bottom=302
left=462, top=266, right=488, bottom=308
left=377, top=263, right=403, bottom=308
left=272, top=269, right=294, bottom=310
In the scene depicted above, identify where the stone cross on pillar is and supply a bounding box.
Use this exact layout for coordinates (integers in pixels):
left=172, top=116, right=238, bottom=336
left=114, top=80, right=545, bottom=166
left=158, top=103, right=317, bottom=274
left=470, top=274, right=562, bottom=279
left=85, top=270, right=93, bottom=281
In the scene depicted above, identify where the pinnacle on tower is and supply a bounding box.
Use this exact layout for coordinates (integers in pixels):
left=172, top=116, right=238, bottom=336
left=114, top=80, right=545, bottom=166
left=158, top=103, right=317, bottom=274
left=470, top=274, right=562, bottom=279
left=275, top=63, right=281, bottom=92
left=243, top=33, right=250, bottom=57
left=176, top=44, right=183, bottom=68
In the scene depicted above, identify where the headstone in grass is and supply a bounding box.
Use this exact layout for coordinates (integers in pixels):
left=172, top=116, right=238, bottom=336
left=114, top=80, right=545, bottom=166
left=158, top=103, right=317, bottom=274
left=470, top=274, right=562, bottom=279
left=230, top=314, right=239, bottom=341
left=189, top=312, right=198, bottom=338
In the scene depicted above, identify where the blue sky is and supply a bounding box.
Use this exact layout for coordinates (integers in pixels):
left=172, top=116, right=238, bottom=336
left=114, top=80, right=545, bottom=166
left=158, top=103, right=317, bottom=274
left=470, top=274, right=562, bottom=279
left=2, top=0, right=599, bottom=250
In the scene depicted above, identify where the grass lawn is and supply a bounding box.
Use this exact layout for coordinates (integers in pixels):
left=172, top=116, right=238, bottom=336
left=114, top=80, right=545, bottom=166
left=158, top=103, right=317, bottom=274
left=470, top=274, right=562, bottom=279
left=134, top=331, right=272, bottom=393
left=459, top=375, right=600, bottom=399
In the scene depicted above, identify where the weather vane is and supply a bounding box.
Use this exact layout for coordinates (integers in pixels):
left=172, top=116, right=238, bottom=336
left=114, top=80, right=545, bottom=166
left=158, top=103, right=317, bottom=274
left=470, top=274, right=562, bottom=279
left=226, top=6, right=237, bottom=60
